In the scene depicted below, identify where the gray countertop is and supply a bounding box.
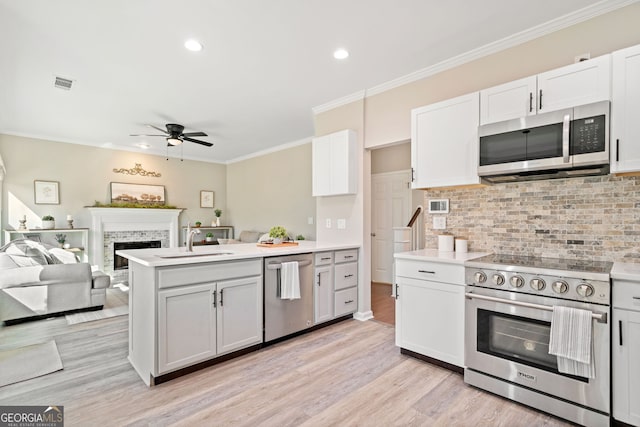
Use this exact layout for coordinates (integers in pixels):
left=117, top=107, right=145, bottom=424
left=393, top=248, right=491, bottom=265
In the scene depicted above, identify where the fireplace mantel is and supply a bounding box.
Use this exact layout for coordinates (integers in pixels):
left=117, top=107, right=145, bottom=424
left=87, top=208, right=183, bottom=271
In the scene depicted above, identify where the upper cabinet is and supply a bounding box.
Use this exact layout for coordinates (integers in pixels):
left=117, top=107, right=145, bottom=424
left=480, top=55, right=611, bottom=125
left=411, top=92, right=480, bottom=189
left=312, top=129, right=358, bottom=196
left=611, top=44, right=640, bottom=173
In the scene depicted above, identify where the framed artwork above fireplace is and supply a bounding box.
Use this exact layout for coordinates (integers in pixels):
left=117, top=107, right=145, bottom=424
left=110, top=182, right=165, bottom=205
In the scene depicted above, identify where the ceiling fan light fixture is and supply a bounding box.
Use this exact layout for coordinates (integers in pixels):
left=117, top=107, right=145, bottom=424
left=167, top=137, right=183, bottom=146
left=333, top=48, right=349, bottom=60
left=184, top=39, right=203, bottom=52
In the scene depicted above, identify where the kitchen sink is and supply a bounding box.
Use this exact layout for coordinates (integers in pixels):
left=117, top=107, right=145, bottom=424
left=158, top=251, right=234, bottom=259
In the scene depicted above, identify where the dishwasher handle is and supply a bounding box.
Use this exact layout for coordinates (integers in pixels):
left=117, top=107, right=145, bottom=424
left=266, top=259, right=312, bottom=270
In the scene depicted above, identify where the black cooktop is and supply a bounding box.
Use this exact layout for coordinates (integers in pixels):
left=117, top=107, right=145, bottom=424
left=466, top=254, right=613, bottom=276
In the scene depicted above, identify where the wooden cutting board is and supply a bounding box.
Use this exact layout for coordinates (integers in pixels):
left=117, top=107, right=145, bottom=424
left=256, top=242, right=299, bottom=248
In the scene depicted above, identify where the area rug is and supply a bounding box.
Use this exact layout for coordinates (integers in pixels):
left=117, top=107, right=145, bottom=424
left=0, top=340, right=63, bottom=387
left=65, top=287, right=129, bottom=325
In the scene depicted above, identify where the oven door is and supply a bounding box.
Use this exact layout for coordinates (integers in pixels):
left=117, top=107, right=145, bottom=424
left=465, top=286, right=610, bottom=413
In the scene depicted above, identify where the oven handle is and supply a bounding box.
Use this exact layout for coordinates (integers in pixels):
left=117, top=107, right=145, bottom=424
left=465, top=292, right=608, bottom=323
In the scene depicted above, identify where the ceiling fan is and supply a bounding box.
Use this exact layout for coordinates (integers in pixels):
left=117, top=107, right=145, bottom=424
left=131, top=123, right=213, bottom=147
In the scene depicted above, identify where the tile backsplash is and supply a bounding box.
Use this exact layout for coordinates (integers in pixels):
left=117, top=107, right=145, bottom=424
left=424, top=175, right=640, bottom=262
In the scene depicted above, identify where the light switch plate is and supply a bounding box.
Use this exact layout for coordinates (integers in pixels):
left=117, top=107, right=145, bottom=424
left=308, top=217, right=314, bottom=225
left=337, top=219, right=346, bottom=229
left=325, top=218, right=332, bottom=228
left=433, top=216, right=446, bottom=230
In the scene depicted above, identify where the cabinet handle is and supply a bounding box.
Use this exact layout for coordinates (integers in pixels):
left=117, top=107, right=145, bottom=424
left=344, top=274, right=354, bottom=278
left=344, top=255, right=354, bottom=259
left=619, top=320, right=623, bottom=346
left=529, top=92, right=533, bottom=112
left=633, top=296, right=640, bottom=300
left=213, top=290, right=217, bottom=308
left=344, top=300, right=354, bottom=304
left=317, top=273, right=321, bottom=286
left=321, top=257, right=331, bottom=261
left=395, top=283, right=399, bottom=300
left=220, top=289, right=224, bottom=306
left=411, top=168, right=415, bottom=182
left=418, top=270, right=436, bottom=274
left=539, top=89, right=543, bottom=110
left=616, top=139, right=620, bottom=162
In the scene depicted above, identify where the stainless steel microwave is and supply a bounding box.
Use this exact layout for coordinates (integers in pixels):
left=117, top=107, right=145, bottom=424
left=478, top=101, right=610, bottom=183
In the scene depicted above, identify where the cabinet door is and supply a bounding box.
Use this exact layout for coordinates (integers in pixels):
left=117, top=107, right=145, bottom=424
left=612, top=309, right=640, bottom=425
left=216, top=276, right=263, bottom=354
left=158, top=283, right=217, bottom=374
left=395, top=277, right=464, bottom=367
left=312, top=129, right=357, bottom=196
left=314, top=265, right=334, bottom=324
left=537, top=54, right=611, bottom=113
left=480, top=76, right=537, bottom=125
left=411, top=92, right=480, bottom=189
left=611, top=44, right=640, bottom=173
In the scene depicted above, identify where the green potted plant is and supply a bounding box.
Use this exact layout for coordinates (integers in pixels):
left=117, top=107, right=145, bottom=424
left=269, top=225, right=287, bottom=244
left=214, top=209, right=222, bottom=226
left=194, top=221, right=202, bottom=228
left=295, top=234, right=305, bottom=241
left=54, top=233, right=66, bottom=247
left=42, top=215, right=55, bottom=229
left=205, top=232, right=214, bottom=243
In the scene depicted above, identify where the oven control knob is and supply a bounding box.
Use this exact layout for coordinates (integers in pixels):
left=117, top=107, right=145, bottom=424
left=492, top=274, right=505, bottom=286
left=552, top=280, right=569, bottom=294
left=576, top=283, right=595, bottom=297
left=530, top=278, right=546, bottom=291
left=509, top=275, right=524, bottom=288
left=474, top=272, right=487, bottom=283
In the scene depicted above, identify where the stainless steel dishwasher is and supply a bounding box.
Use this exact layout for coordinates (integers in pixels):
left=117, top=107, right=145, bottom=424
left=264, top=253, right=314, bottom=342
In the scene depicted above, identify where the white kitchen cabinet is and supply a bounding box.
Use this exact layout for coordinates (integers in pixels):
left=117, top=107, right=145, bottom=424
left=395, top=259, right=465, bottom=368
left=216, top=276, right=262, bottom=354
left=158, top=283, right=217, bottom=374
left=611, top=43, right=640, bottom=173
left=479, top=55, right=611, bottom=125
left=411, top=92, right=480, bottom=189
left=612, top=279, right=640, bottom=426
left=480, top=76, right=537, bottom=125
left=312, top=129, right=357, bottom=196
left=314, top=264, right=334, bottom=324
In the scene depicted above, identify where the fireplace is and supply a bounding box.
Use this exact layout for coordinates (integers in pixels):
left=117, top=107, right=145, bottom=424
left=113, top=240, right=161, bottom=270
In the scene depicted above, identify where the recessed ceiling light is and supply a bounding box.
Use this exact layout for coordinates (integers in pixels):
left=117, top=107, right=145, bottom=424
left=333, top=48, right=349, bottom=60
left=184, top=39, right=203, bottom=52
left=136, top=143, right=151, bottom=149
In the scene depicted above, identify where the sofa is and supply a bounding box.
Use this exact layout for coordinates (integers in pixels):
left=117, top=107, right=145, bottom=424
left=0, top=239, right=111, bottom=324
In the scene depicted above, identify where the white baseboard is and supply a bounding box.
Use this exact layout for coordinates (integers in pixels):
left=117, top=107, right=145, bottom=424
left=353, top=311, right=374, bottom=321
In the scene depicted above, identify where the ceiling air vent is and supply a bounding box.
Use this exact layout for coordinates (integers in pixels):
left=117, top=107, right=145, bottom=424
left=54, top=76, right=73, bottom=90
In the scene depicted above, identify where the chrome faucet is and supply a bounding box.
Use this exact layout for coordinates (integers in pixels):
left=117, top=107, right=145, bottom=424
left=186, top=223, right=201, bottom=252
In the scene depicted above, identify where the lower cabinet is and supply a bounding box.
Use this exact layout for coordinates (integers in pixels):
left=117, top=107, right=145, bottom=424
left=314, top=264, right=334, bottom=324
left=612, top=279, right=640, bottom=426
left=395, top=258, right=465, bottom=368
left=313, top=249, right=358, bottom=325
left=155, top=263, right=263, bottom=376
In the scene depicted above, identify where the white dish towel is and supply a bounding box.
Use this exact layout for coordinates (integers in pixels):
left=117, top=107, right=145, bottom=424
left=548, top=306, right=595, bottom=378
left=280, top=261, right=300, bottom=300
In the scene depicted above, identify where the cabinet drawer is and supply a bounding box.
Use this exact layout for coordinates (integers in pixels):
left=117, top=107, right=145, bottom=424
left=158, top=259, right=262, bottom=289
left=395, top=259, right=464, bottom=284
left=613, top=280, right=640, bottom=311
left=334, top=262, right=358, bottom=290
left=315, top=252, right=333, bottom=266
left=335, top=287, right=357, bottom=317
left=335, top=249, right=358, bottom=263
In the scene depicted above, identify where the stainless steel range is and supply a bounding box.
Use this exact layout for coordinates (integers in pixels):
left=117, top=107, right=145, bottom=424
left=464, top=254, right=612, bottom=427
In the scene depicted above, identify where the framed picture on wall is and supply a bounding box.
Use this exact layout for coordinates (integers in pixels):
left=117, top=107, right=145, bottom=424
left=110, top=182, right=165, bottom=205
left=34, top=180, right=60, bottom=204
left=200, top=190, right=214, bottom=208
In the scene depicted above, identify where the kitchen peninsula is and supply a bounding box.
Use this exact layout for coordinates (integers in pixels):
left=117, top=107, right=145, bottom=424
left=117, top=241, right=360, bottom=386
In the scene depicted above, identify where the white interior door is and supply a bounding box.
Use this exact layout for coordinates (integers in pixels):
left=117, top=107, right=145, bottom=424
left=372, top=170, right=411, bottom=284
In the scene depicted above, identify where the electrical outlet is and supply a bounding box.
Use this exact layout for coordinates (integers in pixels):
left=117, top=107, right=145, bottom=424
left=433, top=216, right=446, bottom=230
left=325, top=218, right=332, bottom=228
left=337, top=219, right=346, bottom=229
left=308, top=217, right=314, bottom=225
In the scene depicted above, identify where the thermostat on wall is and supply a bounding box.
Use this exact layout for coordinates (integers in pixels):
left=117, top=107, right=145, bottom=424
left=428, top=199, right=449, bottom=214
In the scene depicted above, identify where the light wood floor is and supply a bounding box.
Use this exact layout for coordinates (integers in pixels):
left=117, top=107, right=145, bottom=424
left=0, top=313, right=571, bottom=426
left=371, top=282, right=395, bottom=325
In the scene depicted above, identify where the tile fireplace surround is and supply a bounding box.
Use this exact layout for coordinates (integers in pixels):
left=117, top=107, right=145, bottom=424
left=87, top=208, right=182, bottom=281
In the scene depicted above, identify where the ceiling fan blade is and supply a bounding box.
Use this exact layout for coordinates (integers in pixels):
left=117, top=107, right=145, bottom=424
left=147, top=124, right=169, bottom=134
left=182, top=132, right=208, bottom=137
left=183, top=136, right=213, bottom=147
left=130, top=134, right=166, bottom=137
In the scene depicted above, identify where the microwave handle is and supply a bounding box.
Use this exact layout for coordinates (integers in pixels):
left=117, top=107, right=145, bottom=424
left=562, top=114, right=570, bottom=163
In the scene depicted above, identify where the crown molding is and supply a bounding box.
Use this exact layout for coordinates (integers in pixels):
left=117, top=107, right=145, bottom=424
left=226, top=136, right=312, bottom=164
left=313, top=0, right=638, bottom=112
